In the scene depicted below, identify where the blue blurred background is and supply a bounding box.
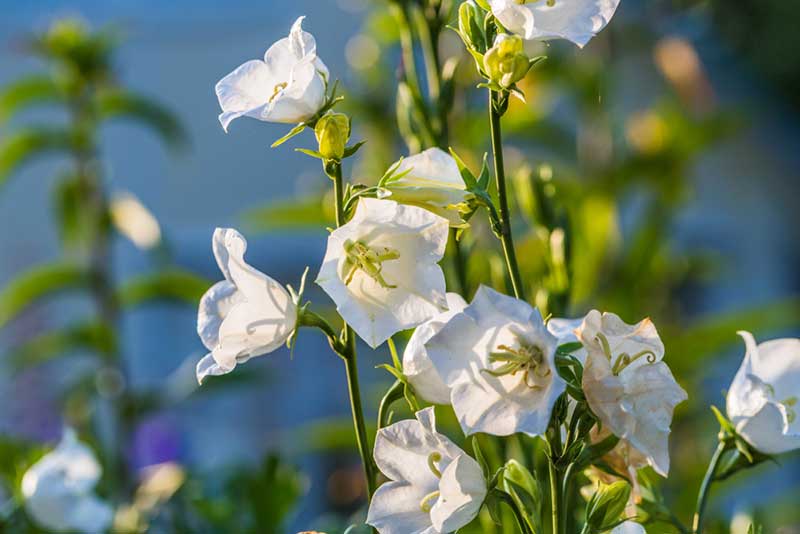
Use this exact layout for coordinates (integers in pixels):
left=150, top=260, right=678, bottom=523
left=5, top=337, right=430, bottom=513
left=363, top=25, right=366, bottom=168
left=1, top=0, right=799, bottom=531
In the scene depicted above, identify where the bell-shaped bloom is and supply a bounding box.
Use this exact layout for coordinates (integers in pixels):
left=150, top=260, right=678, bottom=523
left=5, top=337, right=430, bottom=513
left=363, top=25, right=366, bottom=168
left=577, top=311, right=687, bottom=477
left=403, top=293, right=469, bottom=405
left=21, top=429, right=113, bottom=533
left=726, top=331, right=800, bottom=454
left=426, top=285, right=566, bottom=437
left=215, top=16, right=329, bottom=131
left=367, top=407, right=486, bottom=534
left=488, top=0, right=621, bottom=48
left=316, top=198, right=449, bottom=349
left=196, top=228, right=297, bottom=384
left=378, top=148, right=470, bottom=227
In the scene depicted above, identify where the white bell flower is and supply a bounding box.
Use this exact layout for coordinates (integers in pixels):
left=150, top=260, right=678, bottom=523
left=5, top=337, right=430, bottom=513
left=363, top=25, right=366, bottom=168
left=577, top=310, right=687, bottom=477
left=21, top=429, right=113, bottom=534
left=316, top=198, right=449, bottom=349
left=426, top=285, right=566, bottom=437
left=196, top=228, right=297, bottom=383
left=378, top=148, right=470, bottom=227
left=488, top=0, right=621, bottom=48
left=612, top=522, right=646, bottom=534
left=726, top=331, right=800, bottom=454
left=403, top=293, right=469, bottom=405
left=215, top=16, right=329, bottom=131
left=367, top=407, right=487, bottom=534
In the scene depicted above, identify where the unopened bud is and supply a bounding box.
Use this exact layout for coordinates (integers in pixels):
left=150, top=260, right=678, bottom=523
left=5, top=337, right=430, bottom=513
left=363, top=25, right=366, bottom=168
left=458, top=1, right=486, bottom=52
left=483, top=34, right=530, bottom=88
left=585, top=481, right=631, bottom=532
left=315, top=112, right=350, bottom=161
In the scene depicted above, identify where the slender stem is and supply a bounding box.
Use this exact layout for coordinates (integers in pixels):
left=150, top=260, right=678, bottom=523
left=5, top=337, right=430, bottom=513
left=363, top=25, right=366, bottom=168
left=692, top=439, right=731, bottom=533
left=549, top=460, right=562, bottom=534
left=377, top=379, right=405, bottom=430
left=330, top=162, right=378, bottom=499
left=488, top=90, right=524, bottom=298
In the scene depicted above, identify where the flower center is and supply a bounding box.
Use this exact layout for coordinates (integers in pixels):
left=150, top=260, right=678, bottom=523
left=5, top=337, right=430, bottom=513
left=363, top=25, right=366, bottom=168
left=595, top=332, right=657, bottom=376
left=341, top=239, right=400, bottom=289
left=269, top=82, right=288, bottom=103
left=484, top=339, right=551, bottom=389
left=515, top=0, right=556, bottom=6
left=419, top=452, right=443, bottom=513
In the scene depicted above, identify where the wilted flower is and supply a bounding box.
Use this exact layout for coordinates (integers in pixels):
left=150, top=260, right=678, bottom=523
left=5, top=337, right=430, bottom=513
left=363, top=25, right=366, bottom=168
left=378, top=148, right=471, bottom=227
left=726, top=331, right=800, bottom=454
left=216, top=16, right=329, bottom=131
left=21, top=429, right=113, bottom=534
left=316, top=198, right=449, bottom=349
left=427, top=285, right=566, bottom=437
left=196, top=228, right=297, bottom=384
left=403, top=293, right=469, bottom=405
left=488, top=0, right=621, bottom=48
left=577, top=310, right=687, bottom=476
left=367, top=407, right=487, bottom=534
left=484, top=34, right=531, bottom=88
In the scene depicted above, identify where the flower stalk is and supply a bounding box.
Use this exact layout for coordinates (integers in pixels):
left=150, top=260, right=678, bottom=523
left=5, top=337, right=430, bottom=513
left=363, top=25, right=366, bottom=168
left=488, top=89, right=524, bottom=298
left=327, top=159, right=378, bottom=499
left=692, top=437, right=733, bottom=534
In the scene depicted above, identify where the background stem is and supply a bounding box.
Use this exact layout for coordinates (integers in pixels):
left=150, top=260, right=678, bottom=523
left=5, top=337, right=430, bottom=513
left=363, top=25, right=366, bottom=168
left=488, top=90, right=524, bottom=299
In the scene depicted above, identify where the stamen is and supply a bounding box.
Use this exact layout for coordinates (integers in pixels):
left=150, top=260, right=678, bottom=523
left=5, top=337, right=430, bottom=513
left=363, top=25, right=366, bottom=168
left=595, top=332, right=613, bottom=361
left=427, top=452, right=443, bottom=479
left=419, top=490, right=440, bottom=513
left=483, top=340, right=550, bottom=390
left=596, top=332, right=657, bottom=375
left=782, top=396, right=798, bottom=424
left=341, top=239, right=401, bottom=289
left=269, top=82, right=288, bottom=103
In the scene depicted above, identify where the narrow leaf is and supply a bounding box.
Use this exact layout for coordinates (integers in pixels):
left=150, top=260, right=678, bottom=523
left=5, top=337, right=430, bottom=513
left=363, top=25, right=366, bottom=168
left=0, top=128, right=73, bottom=187
left=271, top=123, right=307, bottom=148
left=96, top=90, right=187, bottom=149
left=7, top=322, right=116, bottom=370
left=117, top=269, right=210, bottom=308
left=0, top=263, right=91, bottom=328
left=0, top=75, right=63, bottom=123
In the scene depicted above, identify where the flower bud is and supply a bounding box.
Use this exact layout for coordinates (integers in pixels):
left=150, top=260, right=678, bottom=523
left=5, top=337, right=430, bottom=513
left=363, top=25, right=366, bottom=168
left=585, top=481, right=631, bottom=533
left=483, top=34, right=530, bottom=88
left=314, top=112, right=350, bottom=161
left=458, top=1, right=486, bottom=52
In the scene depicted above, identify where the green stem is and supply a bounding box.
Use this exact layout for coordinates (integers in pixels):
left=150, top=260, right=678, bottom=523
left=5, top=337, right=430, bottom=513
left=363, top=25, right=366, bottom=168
left=329, top=162, right=378, bottom=499
left=377, top=379, right=405, bottom=430
left=488, top=90, right=524, bottom=299
left=549, top=460, right=562, bottom=534
left=692, top=439, right=732, bottom=533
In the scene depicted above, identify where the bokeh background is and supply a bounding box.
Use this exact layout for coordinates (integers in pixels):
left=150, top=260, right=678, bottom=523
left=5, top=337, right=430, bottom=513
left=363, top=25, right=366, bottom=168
left=1, top=0, right=799, bottom=532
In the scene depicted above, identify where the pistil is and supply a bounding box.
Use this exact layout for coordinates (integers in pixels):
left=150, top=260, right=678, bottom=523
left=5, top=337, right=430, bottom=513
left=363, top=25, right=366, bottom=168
left=341, top=239, right=400, bottom=289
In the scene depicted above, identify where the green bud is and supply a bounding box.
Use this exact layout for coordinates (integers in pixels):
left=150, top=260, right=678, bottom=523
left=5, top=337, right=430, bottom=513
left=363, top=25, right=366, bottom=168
left=474, top=0, right=490, bottom=9
left=483, top=34, right=530, bottom=88
left=315, top=112, right=350, bottom=161
left=458, top=1, right=486, bottom=52
left=584, top=481, right=631, bottom=533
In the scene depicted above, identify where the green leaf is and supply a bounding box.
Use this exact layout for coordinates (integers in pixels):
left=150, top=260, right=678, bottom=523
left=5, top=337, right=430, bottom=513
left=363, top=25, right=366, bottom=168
left=343, top=140, right=367, bottom=158
left=96, top=89, right=187, bottom=149
left=294, top=148, right=325, bottom=160
left=448, top=147, right=479, bottom=189
left=6, top=322, right=115, bottom=370
left=271, top=123, right=307, bottom=148
left=0, top=263, right=91, bottom=328
left=585, top=480, right=631, bottom=533
left=0, top=128, right=73, bottom=187
left=117, top=269, right=210, bottom=308
left=502, top=459, right=542, bottom=534
left=244, top=196, right=333, bottom=232
left=472, top=436, right=491, bottom=481
left=0, top=75, right=63, bottom=123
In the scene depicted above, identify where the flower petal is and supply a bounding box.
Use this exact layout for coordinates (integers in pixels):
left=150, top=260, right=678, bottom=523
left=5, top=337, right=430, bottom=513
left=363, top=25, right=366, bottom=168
left=196, top=353, right=233, bottom=384
left=430, top=454, right=487, bottom=532
left=366, top=481, right=438, bottom=534
left=197, top=280, right=244, bottom=351
left=215, top=60, right=276, bottom=132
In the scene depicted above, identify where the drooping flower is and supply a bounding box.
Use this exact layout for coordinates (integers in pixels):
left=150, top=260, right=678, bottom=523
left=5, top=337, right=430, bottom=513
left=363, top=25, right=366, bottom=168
left=316, top=198, right=449, bottom=349
left=726, top=331, right=800, bottom=454
left=488, top=0, right=621, bottom=48
left=367, top=407, right=487, bottom=534
left=196, top=228, right=297, bottom=383
left=378, top=148, right=471, bottom=227
left=21, top=429, right=113, bottom=534
left=403, top=293, right=469, bottom=405
left=215, top=16, right=329, bottom=131
left=577, top=310, right=687, bottom=477
left=426, top=285, right=566, bottom=437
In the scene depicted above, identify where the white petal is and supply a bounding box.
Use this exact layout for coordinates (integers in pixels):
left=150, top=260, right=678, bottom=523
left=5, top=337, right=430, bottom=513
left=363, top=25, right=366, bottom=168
left=68, top=495, right=114, bottom=534
left=366, top=481, right=437, bottom=534
left=404, top=293, right=468, bottom=405
left=736, top=401, right=800, bottom=455
left=525, top=0, right=620, bottom=47
left=430, top=454, right=487, bottom=532
left=197, top=280, right=244, bottom=351
left=612, top=522, right=646, bottom=534
left=215, top=60, right=276, bottom=132
left=263, top=59, right=327, bottom=124
left=394, top=148, right=465, bottom=191
left=195, top=353, right=233, bottom=384
left=489, top=0, right=536, bottom=39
